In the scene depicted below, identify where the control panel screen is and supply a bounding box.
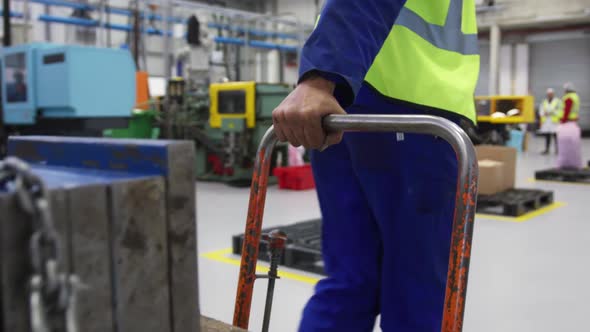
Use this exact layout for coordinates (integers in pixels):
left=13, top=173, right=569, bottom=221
left=5, top=53, right=28, bottom=103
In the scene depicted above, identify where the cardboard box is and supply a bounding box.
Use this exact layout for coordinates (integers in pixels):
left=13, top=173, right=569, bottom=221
left=475, top=145, right=517, bottom=195
left=478, top=160, right=505, bottom=195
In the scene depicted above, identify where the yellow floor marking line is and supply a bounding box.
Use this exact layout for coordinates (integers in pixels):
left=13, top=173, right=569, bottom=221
left=476, top=201, right=565, bottom=223
left=201, top=248, right=320, bottom=285
left=527, top=178, right=590, bottom=186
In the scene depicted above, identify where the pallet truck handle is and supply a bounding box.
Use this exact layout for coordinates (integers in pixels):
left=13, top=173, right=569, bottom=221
left=233, top=114, right=479, bottom=332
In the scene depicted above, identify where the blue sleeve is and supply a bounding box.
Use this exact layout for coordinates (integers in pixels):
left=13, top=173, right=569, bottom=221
left=299, top=0, right=407, bottom=107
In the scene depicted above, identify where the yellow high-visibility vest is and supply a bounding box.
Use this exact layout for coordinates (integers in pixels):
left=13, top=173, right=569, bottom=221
left=540, top=98, right=561, bottom=123
left=365, top=0, right=480, bottom=123
left=557, top=92, right=580, bottom=122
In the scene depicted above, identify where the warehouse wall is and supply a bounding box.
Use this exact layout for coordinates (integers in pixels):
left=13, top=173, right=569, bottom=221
left=529, top=35, right=590, bottom=130
left=276, top=0, right=322, bottom=25
left=478, top=0, right=590, bottom=27
left=276, top=0, right=590, bottom=28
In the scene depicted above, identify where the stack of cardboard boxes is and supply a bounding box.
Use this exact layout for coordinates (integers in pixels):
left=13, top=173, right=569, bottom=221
left=476, top=145, right=517, bottom=195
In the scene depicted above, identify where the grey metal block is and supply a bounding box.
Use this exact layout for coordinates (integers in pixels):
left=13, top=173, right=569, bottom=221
left=201, top=316, right=247, bottom=332
left=49, top=189, right=69, bottom=274
left=5, top=137, right=201, bottom=332
left=67, top=184, right=114, bottom=332
left=109, top=177, right=171, bottom=332
left=0, top=193, right=32, bottom=332
left=165, top=142, right=200, bottom=332
left=0, top=188, right=68, bottom=331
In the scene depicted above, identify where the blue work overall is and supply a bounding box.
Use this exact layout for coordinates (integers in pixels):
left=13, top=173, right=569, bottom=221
left=299, top=86, right=459, bottom=332
left=296, top=0, right=477, bottom=330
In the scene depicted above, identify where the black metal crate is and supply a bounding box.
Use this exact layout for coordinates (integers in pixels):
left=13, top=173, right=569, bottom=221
left=535, top=168, right=590, bottom=183
left=232, top=219, right=323, bottom=272
left=232, top=189, right=556, bottom=276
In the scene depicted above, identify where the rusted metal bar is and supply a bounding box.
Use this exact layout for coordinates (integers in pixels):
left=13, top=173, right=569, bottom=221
left=233, top=114, right=478, bottom=332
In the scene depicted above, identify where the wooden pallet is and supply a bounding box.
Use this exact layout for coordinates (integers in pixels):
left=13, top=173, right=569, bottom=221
left=535, top=168, right=590, bottom=183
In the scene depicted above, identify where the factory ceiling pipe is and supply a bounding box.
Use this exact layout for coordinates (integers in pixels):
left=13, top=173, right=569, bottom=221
left=478, top=22, right=590, bottom=39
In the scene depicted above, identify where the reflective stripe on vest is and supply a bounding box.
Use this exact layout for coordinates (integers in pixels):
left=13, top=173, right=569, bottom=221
left=395, top=1, right=479, bottom=55
left=365, top=0, right=480, bottom=123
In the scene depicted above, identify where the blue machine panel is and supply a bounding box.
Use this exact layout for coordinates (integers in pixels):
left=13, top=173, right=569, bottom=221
left=1, top=43, right=53, bottom=124
left=7, top=136, right=178, bottom=176
left=1, top=43, right=136, bottom=125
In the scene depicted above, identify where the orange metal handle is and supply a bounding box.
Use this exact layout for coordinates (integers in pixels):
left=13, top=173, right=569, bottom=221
left=233, top=114, right=479, bottom=332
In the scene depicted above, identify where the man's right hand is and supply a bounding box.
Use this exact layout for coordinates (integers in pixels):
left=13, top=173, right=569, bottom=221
left=272, top=75, right=346, bottom=150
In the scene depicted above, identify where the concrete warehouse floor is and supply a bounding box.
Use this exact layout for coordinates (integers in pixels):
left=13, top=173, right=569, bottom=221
left=197, top=136, right=590, bottom=332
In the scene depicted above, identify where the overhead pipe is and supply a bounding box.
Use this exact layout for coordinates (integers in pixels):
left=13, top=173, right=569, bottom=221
left=37, top=14, right=173, bottom=35
left=214, top=36, right=297, bottom=52
left=14, top=0, right=185, bottom=22
left=479, top=22, right=590, bottom=39
left=0, top=9, right=24, bottom=18
left=206, top=22, right=298, bottom=40
left=501, top=23, right=590, bottom=37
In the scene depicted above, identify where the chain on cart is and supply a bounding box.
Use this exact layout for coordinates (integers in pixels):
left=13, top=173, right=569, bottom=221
left=0, top=157, right=81, bottom=332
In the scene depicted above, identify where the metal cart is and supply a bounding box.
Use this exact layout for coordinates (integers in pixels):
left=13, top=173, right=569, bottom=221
left=233, top=114, right=479, bottom=332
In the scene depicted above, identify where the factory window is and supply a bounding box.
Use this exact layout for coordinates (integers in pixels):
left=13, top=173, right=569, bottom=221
left=5, top=53, right=27, bottom=103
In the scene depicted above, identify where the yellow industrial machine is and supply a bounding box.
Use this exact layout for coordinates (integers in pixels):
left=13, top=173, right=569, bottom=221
left=209, top=81, right=257, bottom=129
left=196, top=81, right=291, bottom=184
left=473, top=95, right=535, bottom=147
left=475, top=95, right=535, bottom=124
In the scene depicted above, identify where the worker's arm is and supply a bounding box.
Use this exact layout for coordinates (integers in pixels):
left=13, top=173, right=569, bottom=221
left=299, top=0, right=407, bottom=106
left=561, top=98, right=573, bottom=123
left=272, top=0, right=407, bottom=149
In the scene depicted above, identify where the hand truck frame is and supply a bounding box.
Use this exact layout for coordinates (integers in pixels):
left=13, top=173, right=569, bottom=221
left=233, top=114, right=479, bottom=332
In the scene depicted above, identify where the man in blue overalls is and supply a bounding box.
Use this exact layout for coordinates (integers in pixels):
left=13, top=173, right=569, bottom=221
left=272, top=0, right=480, bottom=331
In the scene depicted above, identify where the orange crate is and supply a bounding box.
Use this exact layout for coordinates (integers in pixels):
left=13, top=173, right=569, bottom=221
left=273, top=165, right=315, bottom=190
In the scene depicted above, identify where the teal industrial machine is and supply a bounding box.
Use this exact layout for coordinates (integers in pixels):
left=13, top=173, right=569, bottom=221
left=0, top=43, right=136, bottom=150
left=165, top=80, right=290, bottom=185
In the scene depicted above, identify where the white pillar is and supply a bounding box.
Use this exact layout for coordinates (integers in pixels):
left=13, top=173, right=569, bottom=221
left=499, top=44, right=512, bottom=95
left=489, top=24, right=501, bottom=95
left=514, top=43, right=530, bottom=95
left=267, top=50, right=280, bottom=83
